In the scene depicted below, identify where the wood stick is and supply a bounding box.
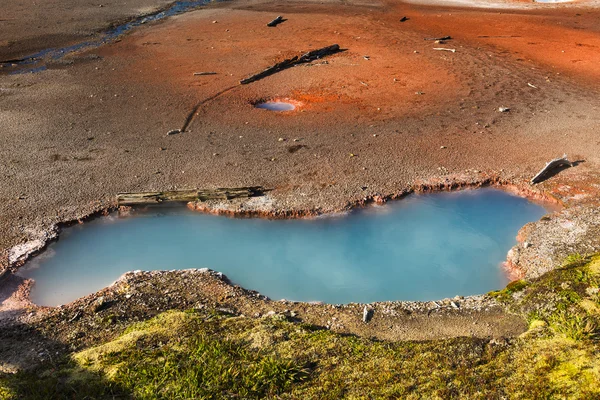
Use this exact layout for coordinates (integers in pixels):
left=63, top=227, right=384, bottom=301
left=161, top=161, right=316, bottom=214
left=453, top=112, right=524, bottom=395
left=425, top=35, right=451, bottom=41
left=531, top=155, right=572, bottom=184
left=117, top=186, right=264, bottom=205
left=267, top=16, right=284, bottom=27
left=240, top=44, right=340, bottom=85
left=433, top=48, right=456, bottom=53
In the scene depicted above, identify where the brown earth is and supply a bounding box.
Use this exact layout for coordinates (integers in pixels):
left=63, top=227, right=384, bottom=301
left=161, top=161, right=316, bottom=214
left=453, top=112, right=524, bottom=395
left=1, top=0, right=600, bottom=352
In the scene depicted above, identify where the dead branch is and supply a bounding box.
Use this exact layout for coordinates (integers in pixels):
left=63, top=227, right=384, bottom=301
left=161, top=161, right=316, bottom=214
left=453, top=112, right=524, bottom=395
left=531, top=154, right=573, bottom=184
left=240, top=44, right=341, bottom=85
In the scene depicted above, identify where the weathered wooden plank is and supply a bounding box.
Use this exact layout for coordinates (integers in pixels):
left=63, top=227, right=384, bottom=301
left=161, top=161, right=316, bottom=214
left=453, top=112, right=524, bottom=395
left=240, top=44, right=340, bottom=85
left=117, top=186, right=264, bottom=205
left=531, top=155, right=572, bottom=184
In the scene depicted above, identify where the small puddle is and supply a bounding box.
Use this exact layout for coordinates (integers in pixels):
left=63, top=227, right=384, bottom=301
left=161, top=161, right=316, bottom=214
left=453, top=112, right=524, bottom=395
left=19, top=189, right=547, bottom=306
left=255, top=102, right=296, bottom=111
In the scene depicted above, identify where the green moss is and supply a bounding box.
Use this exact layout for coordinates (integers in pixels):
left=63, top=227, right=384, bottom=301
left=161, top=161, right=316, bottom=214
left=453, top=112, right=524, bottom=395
left=489, top=279, right=529, bottom=303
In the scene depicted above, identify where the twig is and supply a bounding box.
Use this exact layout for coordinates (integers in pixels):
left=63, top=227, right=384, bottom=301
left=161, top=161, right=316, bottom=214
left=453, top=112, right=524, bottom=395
left=425, top=35, right=451, bottom=41
left=267, top=16, right=285, bottom=27
left=477, top=35, right=521, bottom=38
left=193, top=72, right=217, bottom=76
left=433, top=48, right=456, bottom=53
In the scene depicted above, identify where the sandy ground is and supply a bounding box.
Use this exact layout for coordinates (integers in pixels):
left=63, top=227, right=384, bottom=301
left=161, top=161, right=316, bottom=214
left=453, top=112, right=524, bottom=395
left=0, top=0, right=178, bottom=61
left=1, top=0, right=600, bottom=350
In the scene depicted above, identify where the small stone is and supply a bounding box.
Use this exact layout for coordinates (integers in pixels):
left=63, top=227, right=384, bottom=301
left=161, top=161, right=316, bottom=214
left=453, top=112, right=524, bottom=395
left=212, top=20, right=218, bottom=23
left=349, top=153, right=356, bottom=157
left=450, top=301, right=460, bottom=309
left=362, top=306, right=372, bottom=323
left=167, top=129, right=180, bottom=136
left=498, top=107, right=510, bottom=113
left=91, top=296, right=105, bottom=313
left=440, top=145, right=447, bottom=149
left=523, top=241, right=532, bottom=248
left=278, top=137, right=285, bottom=142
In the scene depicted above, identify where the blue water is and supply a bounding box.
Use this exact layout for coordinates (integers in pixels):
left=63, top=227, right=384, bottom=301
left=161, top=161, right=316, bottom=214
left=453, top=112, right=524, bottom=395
left=256, top=102, right=296, bottom=111
left=19, top=189, right=547, bottom=306
left=1, top=0, right=213, bottom=74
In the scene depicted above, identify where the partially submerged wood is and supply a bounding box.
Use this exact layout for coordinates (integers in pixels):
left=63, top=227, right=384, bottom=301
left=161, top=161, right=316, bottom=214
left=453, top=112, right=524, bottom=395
left=531, top=154, right=573, bottom=184
left=240, top=44, right=341, bottom=85
left=117, top=186, right=264, bottom=205
left=267, top=16, right=284, bottom=27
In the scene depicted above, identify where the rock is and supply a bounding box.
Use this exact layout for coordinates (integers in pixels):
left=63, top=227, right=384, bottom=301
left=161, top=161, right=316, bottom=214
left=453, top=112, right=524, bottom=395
left=167, top=129, right=180, bottom=136
left=91, top=296, right=105, bottom=313
left=498, top=107, right=510, bottom=113
left=216, top=307, right=236, bottom=315
left=362, top=306, right=373, bottom=323
left=450, top=301, right=460, bottom=309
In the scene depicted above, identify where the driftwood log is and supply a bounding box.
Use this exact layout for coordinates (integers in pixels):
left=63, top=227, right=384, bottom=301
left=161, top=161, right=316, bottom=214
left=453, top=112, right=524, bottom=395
left=117, top=186, right=264, bottom=205
left=531, top=155, right=573, bottom=184
left=240, top=44, right=341, bottom=85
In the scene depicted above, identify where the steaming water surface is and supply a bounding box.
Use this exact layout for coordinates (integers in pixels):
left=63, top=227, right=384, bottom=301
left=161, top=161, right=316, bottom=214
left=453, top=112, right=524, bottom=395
left=20, top=189, right=547, bottom=306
